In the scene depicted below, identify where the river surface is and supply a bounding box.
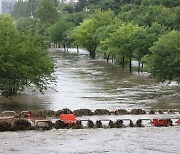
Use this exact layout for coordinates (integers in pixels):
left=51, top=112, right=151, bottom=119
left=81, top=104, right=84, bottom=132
left=0, top=48, right=180, bottom=154
left=0, top=48, right=179, bottom=111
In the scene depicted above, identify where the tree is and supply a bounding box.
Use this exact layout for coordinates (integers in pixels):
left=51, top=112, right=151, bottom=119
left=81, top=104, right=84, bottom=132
left=48, top=19, right=74, bottom=48
left=11, top=1, right=28, bottom=18
left=119, top=5, right=177, bottom=29
left=35, top=0, right=59, bottom=25
left=105, top=23, right=144, bottom=71
left=146, top=30, right=180, bottom=83
left=73, top=9, right=115, bottom=58
left=16, top=17, right=38, bottom=34
left=133, top=23, right=168, bottom=72
left=0, top=15, right=54, bottom=96
left=95, top=20, right=123, bottom=61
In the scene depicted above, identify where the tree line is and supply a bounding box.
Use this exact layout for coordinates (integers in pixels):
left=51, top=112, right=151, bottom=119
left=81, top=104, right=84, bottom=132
left=0, top=0, right=179, bottom=96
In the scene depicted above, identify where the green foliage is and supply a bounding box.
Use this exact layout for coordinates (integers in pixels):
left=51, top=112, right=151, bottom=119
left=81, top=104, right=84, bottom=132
left=133, top=22, right=168, bottom=62
left=11, top=0, right=40, bottom=19
left=16, top=17, right=38, bottom=34
left=11, top=1, right=28, bottom=18
left=73, top=9, right=115, bottom=58
left=146, top=30, right=180, bottom=82
left=48, top=19, right=75, bottom=46
left=65, top=11, right=89, bottom=26
left=36, top=0, right=59, bottom=25
left=105, top=23, right=143, bottom=58
left=0, top=15, right=54, bottom=96
left=96, top=19, right=123, bottom=54
left=119, top=5, right=179, bottom=30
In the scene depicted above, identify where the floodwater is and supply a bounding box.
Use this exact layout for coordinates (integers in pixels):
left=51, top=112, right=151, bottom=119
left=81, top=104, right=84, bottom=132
left=0, top=48, right=179, bottom=111
left=1, top=127, right=180, bottom=154
left=0, top=48, right=180, bottom=154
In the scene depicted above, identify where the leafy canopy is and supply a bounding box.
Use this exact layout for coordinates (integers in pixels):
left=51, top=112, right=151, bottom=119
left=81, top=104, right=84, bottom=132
left=73, top=9, right=115, bottom=58
left=0, top=15, right=54, bottom=96
left=36, top=0, right=59, bottom=25
left=147, top=30, right=180, bottom=82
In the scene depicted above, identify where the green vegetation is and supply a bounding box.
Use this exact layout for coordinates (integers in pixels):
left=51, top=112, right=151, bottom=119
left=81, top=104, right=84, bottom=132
left=73, top=9, right=115, bottom=58
left=0, top=15, right=54, bottom=97
left=35, top=0, right=59, bottom=25
left=147, top=30, right=180, bottom=82
left=4, top=0, right=180, bottom=91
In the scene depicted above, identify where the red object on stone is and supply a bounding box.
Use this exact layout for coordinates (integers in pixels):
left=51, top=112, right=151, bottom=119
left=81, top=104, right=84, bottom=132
left=59, top=114, right=77, bottom=124
left=151, top=119, right=169, bottom=127
left=27, top=111, right=32, bottom=118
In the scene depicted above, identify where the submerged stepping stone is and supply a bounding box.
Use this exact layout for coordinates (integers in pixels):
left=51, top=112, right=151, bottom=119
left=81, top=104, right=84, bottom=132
left=73, top=109, right=93, bottom=116
left=87, top=120, right=94, bottom=128
left=12, top=118, right=32, bottom=131
left=115, top=120, right=124, bottom=128
left=0, top=121, right=12, bottom=132
left=95, top=120, right=103, bottom=128
left=131, top=109, right=146, bottom=115
left=114, top=109, right=129, bottom=115
left=94, top=109, right=110, bottom=115
left=108, top=120, right=114, bottom=128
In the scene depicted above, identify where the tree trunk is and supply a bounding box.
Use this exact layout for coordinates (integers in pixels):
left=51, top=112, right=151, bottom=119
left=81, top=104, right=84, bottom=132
left=107, top=54, right=110, bottom=62
left=129, top=57, right=132, bottom=72
left=138, top=61, right=141, bottom=73
left=77, top=45, right=79, bottom=53
left=90, top=50, right=95, bottom=59
left=63, top=45, right=66, bottom=51
left=141, top=62, right=144, bottom=72
left=122, top=57, right=125, bottom=69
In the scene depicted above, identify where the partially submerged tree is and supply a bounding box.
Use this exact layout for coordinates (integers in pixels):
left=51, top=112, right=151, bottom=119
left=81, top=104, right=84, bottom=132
left=73, top=9, right=115, bottom=59
left=0, top=15, right=54, bottom=97
left=48, top=19, right=75, bottom=49
left=146, top=30, right=180, bottom=83
left=105, top=23, right=146, bottom=72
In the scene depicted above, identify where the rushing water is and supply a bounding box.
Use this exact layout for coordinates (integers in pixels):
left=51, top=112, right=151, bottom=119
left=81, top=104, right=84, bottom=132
left=0, top=48, right=179, bottom=111
left=0, top=48, right=180, bottom=154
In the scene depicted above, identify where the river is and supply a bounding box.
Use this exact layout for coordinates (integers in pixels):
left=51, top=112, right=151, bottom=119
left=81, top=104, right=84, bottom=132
left=0, top=48, right=179, bottom=111
left=0, top=48, right=180, bottom=154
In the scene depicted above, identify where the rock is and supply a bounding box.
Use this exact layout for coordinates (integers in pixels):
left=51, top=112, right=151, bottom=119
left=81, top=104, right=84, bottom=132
left=0, top=120, right=12, bottom=132
left=87, top=120, right=94, bottom=128
left=108, top=120, right=114, bottom=128
left=115, top=120, right=124, bottom=128
left=158, top=110, right=164, bottom=114
left=135, top=119, right=144, bottom=127
left=94, top=109, right=110, bottom=115
left=56, top=108, right=73, bottom=116
left=30, top=110, right=47, bottom=118
left=12, top=119, right=32, bottom=131
left=131, top=109, right=146, bottom=115
left=129, top=120, right=134, bottom=127
left=73, top=120, right=83, bottom=129
left=73, top=109, right=93, bottom=117
left=114, top=109, right=129, bottom=115
left=95, top=120, right=102, bottom=128
left=148, top=110, right=155, bottom=114
left=54, top=120, right=66, bottom=129
left=43, top=110, right=56, bottom=117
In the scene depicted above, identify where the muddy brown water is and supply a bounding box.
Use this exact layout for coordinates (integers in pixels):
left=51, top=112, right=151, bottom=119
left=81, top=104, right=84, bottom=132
left=0, top=48, right=180, bottom=154
left=0, top=48, right=179, bottom=112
